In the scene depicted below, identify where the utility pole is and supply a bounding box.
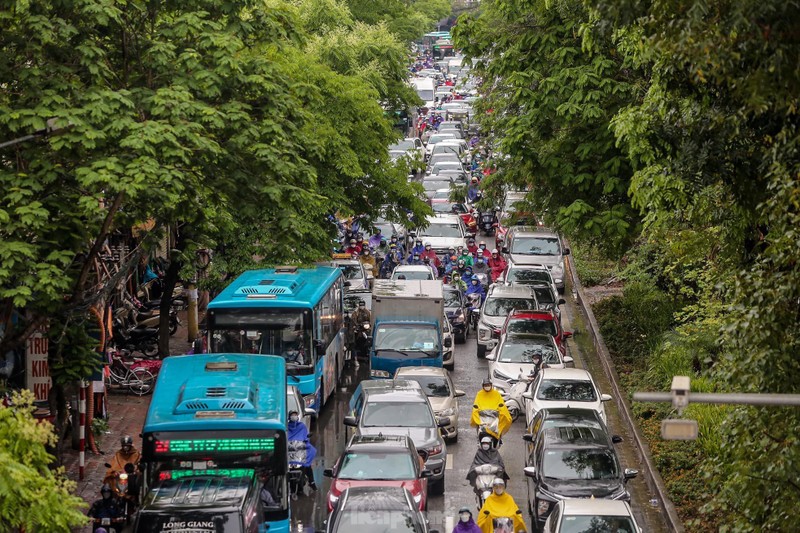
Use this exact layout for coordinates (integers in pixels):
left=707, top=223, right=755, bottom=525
left=634, top=376, right=800, bottom=440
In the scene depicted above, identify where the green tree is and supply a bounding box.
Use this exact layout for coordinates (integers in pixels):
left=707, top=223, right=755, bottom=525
left=0, top=389, right=87, bottom=531
left=453, top=0, right=641, bottom=255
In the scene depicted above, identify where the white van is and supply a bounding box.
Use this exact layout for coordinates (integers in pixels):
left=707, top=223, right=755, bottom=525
left=410, top=77, right=435, bottom=110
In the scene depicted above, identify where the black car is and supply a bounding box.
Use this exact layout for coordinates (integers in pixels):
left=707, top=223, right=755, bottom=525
left=524, top=407, right=616, bottom=442
left=325, top=486, right=439, bottom=533
left=443, top=285, right=468, bottom=343
left=523, top=425, right=638, bottom=531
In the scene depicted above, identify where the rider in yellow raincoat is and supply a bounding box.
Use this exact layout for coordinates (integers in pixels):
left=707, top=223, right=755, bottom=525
left=471, top=378, right=512, bottom=443
left=477, top=478, right=528, bottom=533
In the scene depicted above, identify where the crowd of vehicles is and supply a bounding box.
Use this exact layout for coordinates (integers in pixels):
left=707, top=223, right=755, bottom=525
left=84, top=43, right=644, bottom=533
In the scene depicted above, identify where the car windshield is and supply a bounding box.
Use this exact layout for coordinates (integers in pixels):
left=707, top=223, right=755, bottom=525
left=423, top=181, right=452, bottom=191
left=484, top=297, right=535, bottom=316
left=390, top=140, right=415, bottom=151
left=432, top=190, right=451, bottom=200
left=337, top=452, right=416, bottom=480
left=444, top=289, right=463, bottom=307
left=336, top=511, right=423, bottom=533
left=543, top=449, right=619, bottom=480
left=418, top=89, right=434, bottom=101
left=537, top=379, right=597, bottom=402
left=507, top=319, right=557, bottom=337
left=420, top=223, right=463, bottom=238
left=374, top=324, right=440, bottom=351
left=511, top=236, right=561, bottom=256
left=438, top=172, right=467, bottom=182
left=433, top=145, right=461, bottom=156
left=532, top=286, right=556, bottom=305
left=362, top=401, right=434, bottom=428
left=403, top=375, right=451, bottom=397
left=341, top=265, right=364, bottom=280
left=507, top=269, right=552, bottom=285
left=559, top=515, right=636, bottom=533
left=392, top=269, right=433, bottom=280
left=498, top=340, right=559, bottom=364
left=428, top=134, right=456, bottom=145
left=431, top=163, right=462, bottom=174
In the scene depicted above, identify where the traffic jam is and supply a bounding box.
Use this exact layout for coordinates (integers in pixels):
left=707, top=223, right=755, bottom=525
left=88, top=32, right=649, bottom=533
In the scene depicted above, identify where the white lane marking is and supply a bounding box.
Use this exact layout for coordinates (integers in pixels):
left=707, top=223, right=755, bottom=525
left=446, top=453, right=453, bottom=470
left=445, top=516, right=454, bottom=532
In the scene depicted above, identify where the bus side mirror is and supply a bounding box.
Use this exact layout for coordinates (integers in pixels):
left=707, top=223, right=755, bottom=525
left=314, top=340, right=324, bottom=355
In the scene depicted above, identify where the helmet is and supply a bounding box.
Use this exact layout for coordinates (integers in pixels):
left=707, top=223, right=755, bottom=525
left=358, top=300, right=366, bottom=307
left=288, top=410, right=299, bottom=417
left=100, top=483, right=113, bottom=495
left=458, top=506, right=472, bottom=515
left=491, top=249, right=498, bottom=254
left=492, top=478, right=506, bottom=487
left=479, top=240, right=486, bottom=246
left=121, top=435, right=133, bottom=447
left=482, top=377, right=492, bottom=387
left=471, top=177, right=478, bottom=183
left=458, top=259, right=465, bottom=267
left=425, top=241, right=431, bottom=247
left=471, top=275, right=480, bottom=283
left=468, top=237, right=475, bottom=243
left=349, top=239, right=356, bottom=244
left=363, top=248, right=371, bottom=254
left=481, top=436, right=493, bottom=445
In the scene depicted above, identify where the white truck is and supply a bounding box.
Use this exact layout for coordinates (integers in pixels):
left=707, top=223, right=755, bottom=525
left=369, top=279, right=448, bottom=378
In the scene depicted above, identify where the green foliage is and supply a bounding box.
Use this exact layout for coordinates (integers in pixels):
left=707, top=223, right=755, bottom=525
left=0, top=389, right=87, bottom=531
left=570, top=241, right=620, bottom=287
left=344, top=0, right=451, bottom=41
left=453, top=0, right=642, bottom=255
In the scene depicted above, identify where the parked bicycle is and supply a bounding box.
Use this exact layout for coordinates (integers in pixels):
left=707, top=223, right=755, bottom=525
left=105, top=356, right=156, bottom=396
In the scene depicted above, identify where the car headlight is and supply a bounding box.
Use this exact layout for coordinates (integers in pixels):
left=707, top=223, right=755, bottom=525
left=426, top=444, right=443, bottom=456
left=478, top=326, right=491, bottom=340
left=370, top=369, right=391, bottom=378
left=537, top=499, right=551, bottom=516
left=437, top=407, right=456, bottom=417
left=493, top=369, right=514, bottom=382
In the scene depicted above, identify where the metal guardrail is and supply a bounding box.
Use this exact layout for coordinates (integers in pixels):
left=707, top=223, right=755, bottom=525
left=565, top=251, right=685, bottom=532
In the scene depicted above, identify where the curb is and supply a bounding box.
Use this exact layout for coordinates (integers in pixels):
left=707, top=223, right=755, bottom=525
left=566, top=253, right=684, bottom=532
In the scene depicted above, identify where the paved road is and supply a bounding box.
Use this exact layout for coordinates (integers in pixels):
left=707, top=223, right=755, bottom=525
left=289, top=287, right=668, bottom=532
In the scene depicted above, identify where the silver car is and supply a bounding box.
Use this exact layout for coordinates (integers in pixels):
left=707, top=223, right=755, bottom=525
left=475, top=284, right=537, bottom=358
left=394, top=366, right=464, bottom=441
left=503, top=227, right=570, bottom=291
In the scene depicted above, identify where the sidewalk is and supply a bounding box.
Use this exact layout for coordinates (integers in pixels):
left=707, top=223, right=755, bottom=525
left=62, top=311, right=195, bottom=529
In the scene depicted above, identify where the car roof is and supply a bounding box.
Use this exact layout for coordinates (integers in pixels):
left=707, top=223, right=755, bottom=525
left=508, top=227, right=559, bottom=239
left=558, top=498, right=633, bottom=516
left=539, top=367, right=594, bottom=380
left=339, top=486, right=414, bottom=511
left=428, top=214, right=462, bottom=223
left=542, top=425, right=610, bottom=447
left=394, top=265, right=435, bottom=272
left=347, top=434, right=414, bottom=451
left=394, top=366, right=449, bottom=378
left=361, top=380, right=428, bottom=402
left=488, top=284, right=534, bottom=298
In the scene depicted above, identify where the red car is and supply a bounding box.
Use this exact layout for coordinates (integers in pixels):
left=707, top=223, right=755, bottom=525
left=430, top=194, right=477, bottom=235
left=501, top=309, right=572, bottom=355
left=324, top=434, right=431, bottom=512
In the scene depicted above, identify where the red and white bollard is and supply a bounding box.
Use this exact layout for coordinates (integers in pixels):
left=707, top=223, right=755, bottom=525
left=78, top=380, right=87, bottom=480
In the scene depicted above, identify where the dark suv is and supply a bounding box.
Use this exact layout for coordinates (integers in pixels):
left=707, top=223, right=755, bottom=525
left=523, top=425, right=638, bottom=530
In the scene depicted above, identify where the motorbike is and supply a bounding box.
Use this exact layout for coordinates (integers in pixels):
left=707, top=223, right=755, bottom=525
left=467, top=292, right=482, bottom=329
left=492, top=517, right=514, bottom=533
left=111, top=312, right=160, bottom=357
left=479, top=208, right=499, bottom=236
left=353, top=322, right=372, bottom=360
left=473, top=272, right=489, bottom=291
left=476, top=409, right=501, bottom=448
left=123, top=298, right=181, bottom=336
left=91, top=516, right=125, bottom=533
left=472, top=463, right=504, bottom=508
left=288, top=440, right=309, bottom=500
left=502, top=356, right=545, bottom=421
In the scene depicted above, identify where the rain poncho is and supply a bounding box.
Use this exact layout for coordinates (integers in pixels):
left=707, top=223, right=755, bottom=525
left=453, top=516, right=482, bottom=533
left=466, top=447, right=509, bottom=485
left=368, top=232, right=383, bottom=249
left=470, top=389, right=512, bottom=439
left=477, top=493, right=528, bottom=533
left=287, top=420, right=316, bottom=468
left=465, top=282, right=486, bottom=305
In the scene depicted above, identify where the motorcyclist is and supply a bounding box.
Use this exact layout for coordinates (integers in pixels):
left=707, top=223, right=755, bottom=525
left=375, top=237, right=390, bottom=260
left=450, top=272, right=467, bottom=293
left=287, top=410, right=317, bottom=491
left=467, top=177, right=481, bottom=203
left=360, top=248, right=378, bottom=277
left=408, top=252, right=424, bottom=266
left=410, top=238, right=426, bottom=257
left=465, top=275, right=486, bottom=306
left=105, top=436, right=140, bottom=484
left=477, top=240, right=492, bottom=259
left=467, top=436, right=509, bottom=488
left=487, top=249, right=507, bottom=283
left=87, top=484, right=124, bottom=529
left=368, top=228, right=383, bottom=249
left=420, top=242, right=442, bottom=270
left=477, top=479, right=527, bottom=533
left=457, top=248, right=474, bottom=267
left=379, top=249, right=397, bottom=279
left=344, top=238, right=361, bottom=256
left=389, top=234, right=406, bottom=258
left=466, top=237, right=479, bottom=257
left=472, top=256, right=490, bottom=277
left=452, top=506, right=482, bottom=533
left=351, top=300, right=371, bottom=332
left=422, top=257, right=439, bottom=279
left=471, top=379, right=512, bottom=445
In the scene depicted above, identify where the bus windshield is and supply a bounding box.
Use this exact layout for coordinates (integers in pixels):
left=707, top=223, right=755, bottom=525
left=210, top=309, right=313, bottom=373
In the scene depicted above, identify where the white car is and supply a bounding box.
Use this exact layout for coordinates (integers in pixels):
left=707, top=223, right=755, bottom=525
left=393, top=366, right=465, bottom=441
left=391, top=264, right=437, bottom=280
left=425, top=132, right=458, bottom=158
left=486, top=334, right=573, bottom=394
left=542, top=499, right=642, bottom=533
left=523, top=367, right=612, bottom=427
left=415, top=214, right=467, bottom=257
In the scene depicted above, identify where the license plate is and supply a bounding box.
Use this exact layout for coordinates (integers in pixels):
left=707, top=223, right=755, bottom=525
left=101, top=518, right=111, bottom=525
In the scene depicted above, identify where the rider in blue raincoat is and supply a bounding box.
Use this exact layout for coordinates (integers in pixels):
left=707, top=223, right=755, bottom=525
left=465, top=275, right=486, bottom=305
left=288, top=410, right=317, bottom=490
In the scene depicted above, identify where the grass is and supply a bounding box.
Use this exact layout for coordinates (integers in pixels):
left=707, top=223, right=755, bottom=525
left=570, top=241, right=622, bottom=287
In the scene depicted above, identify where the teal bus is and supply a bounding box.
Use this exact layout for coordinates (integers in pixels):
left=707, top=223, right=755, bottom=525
left=206, top=266, right=346, bottom=412
left=139, top=353, right=289, bottom=533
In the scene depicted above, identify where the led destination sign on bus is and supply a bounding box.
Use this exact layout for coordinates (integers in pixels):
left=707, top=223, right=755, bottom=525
left=154, top=437, right=276, bottom=454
